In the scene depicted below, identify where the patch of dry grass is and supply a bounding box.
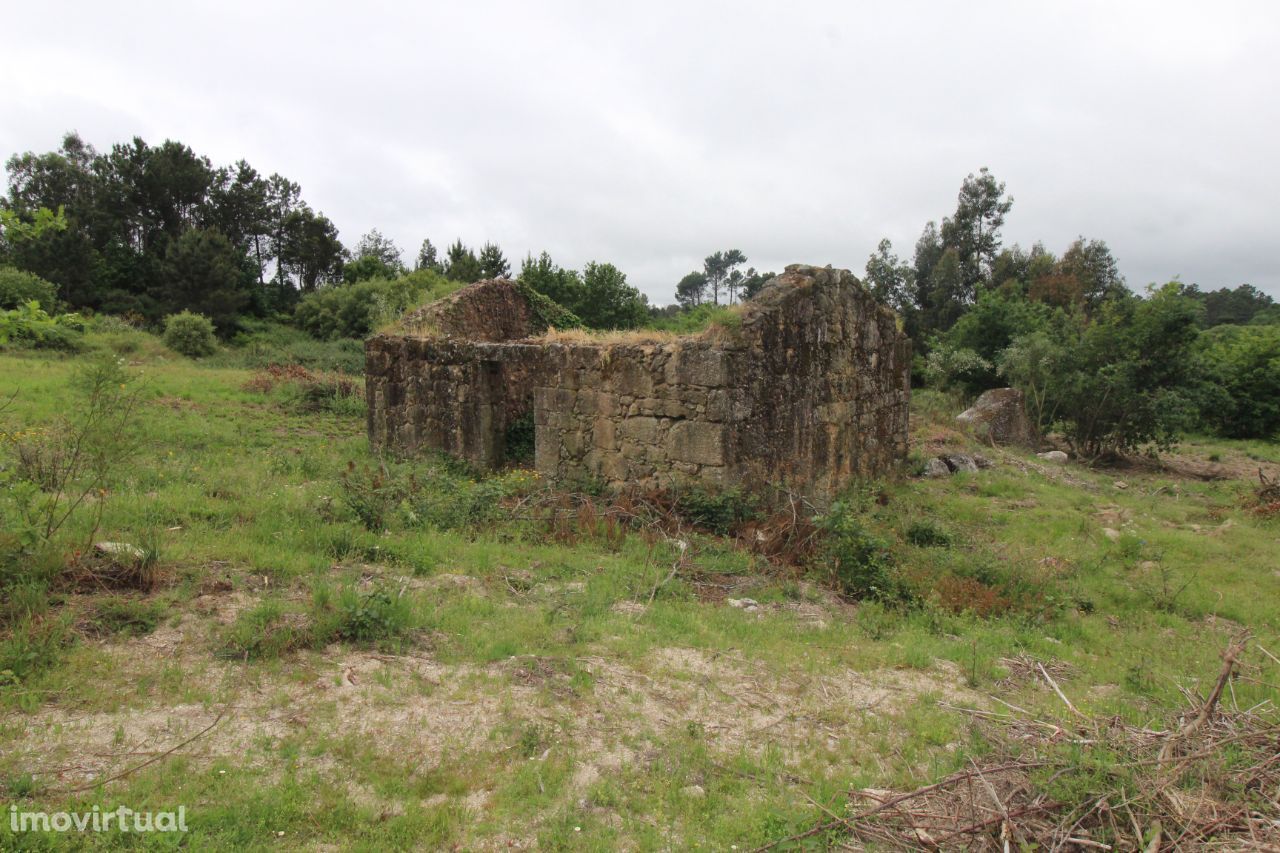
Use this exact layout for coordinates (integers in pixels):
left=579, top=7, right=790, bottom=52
left=536, top=326, right=681, bottom=345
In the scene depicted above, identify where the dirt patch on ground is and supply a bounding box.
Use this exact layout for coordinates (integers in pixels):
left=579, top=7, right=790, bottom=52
left=11, top=621, right=980, bottom=812
left=579, top=647, right=978, bottom=756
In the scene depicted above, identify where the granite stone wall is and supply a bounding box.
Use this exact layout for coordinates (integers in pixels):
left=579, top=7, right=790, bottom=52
left=366, top=268, right=910, bottom=502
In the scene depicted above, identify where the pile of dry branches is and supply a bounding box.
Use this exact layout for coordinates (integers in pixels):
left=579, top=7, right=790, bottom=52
left=758, top=633, right=1280, bottom=851
left=1253, top=469, right=1280, bottom=518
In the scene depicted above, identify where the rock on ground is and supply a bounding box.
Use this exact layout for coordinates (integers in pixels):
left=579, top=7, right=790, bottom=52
left=93, top=542, right=146, bottom=563
left=924, top=453, right=992, bottom=477
left=956, top=387, right=1036, bottom=447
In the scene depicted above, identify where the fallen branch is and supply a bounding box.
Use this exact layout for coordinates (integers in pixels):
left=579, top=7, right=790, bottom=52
left=1158, top=631, right=1250, bottom=766
left=1037, top=661, right=1082, bottom=718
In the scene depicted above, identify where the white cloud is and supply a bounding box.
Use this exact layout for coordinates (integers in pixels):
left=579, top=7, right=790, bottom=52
left=3, top=0, right=1278, bottom=301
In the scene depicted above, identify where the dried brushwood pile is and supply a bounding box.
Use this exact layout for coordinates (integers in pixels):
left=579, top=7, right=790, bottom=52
left=756, top=633, right=1280, bottom=851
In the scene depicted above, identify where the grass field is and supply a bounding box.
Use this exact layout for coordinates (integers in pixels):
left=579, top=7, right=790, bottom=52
left=1, top=335, right=1278, bottom=850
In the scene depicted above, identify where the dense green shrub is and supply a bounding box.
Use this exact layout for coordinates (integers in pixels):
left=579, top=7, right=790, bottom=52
left=646, top=302, right=743, bottom=335
left=816, top=500, right=905, bottom=601
left=1196, top=324, right=1280, bottom=438
left=674, top=486, right=760, bottom=535
left=973, top=284, right=1209, bottom=458
left=162, top=310, right=218, bottom=358
left=0, top=267, right=57, bottom=310
left=1251, top=306, right=1280, bottom=326
left=1036, top=285, right=1204, bottom=458
left=905, top=520, right=954, bottom=548
left=0, top=302, right=84, bottom=351
left=939, top=291, right=1060, bottom=394
left=314, top=585, right=415, bottom=644
left=212, top=320, right=365, bottom=374
left=294, top=269, right=456, bottom=340
left=922, top=344, right=993, bottom=392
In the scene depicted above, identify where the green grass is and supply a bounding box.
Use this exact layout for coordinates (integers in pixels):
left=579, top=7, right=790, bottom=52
left=0, top=336, right=1277, bottom=848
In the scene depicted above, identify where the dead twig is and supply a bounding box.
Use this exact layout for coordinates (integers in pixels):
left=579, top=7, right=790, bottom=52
left=1037, top=661, right=1082, bottom=718
left=55, top=710, right=226, bottom=794
left=1158, top=631, right=1250, bottom=766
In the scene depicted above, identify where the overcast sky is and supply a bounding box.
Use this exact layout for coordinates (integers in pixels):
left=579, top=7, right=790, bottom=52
left=3, top=1, right=1278, bottom=303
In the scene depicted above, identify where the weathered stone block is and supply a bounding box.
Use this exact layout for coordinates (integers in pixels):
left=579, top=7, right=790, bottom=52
left=618, top=416, right=659, bottom=445
left=667, top=421, right=726, bottom=466
left=592, top=417, right=616, bottom=450
left=674, top=348, right=730, bottom=387
left=534, top=424, right=560, bottom=474
left=595, top=392, right=619, bottom=417
left=956, top=387, right=1036, bottom=447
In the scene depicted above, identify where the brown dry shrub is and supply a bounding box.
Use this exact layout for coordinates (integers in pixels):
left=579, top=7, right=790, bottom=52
left=736, top=509, right=820, bottom=566
left=533, top=489, right=662, bottom=549
left=933, top=575, right=1013, bottom=617
left=1253, top=500, right=1280, bottom=519
left=244, top=364, right=362, bottom=412
left=64, top=549, right=166, bottom=592
left=243, top=362, right=316, bottom=393
left=11, top=427, right=67, bottom=491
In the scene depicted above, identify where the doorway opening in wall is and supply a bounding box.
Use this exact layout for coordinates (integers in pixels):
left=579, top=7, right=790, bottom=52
left=483, top=359, right=537, bottom=468
left=503, top=411, right=535, bottom=466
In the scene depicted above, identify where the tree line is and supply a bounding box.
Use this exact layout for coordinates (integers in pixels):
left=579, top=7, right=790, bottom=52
left=2, top=132, right=350, bottom=330
left=871, top=169, right=1280, bottom=447
left=0, top=132, right=659, bottom=336
left=3, top=134, right=1275, bottom=443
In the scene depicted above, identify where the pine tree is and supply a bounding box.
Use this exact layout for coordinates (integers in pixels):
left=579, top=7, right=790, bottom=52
left=415, top=239, right=441, bottom=272
left=444, top=240, right=482, bottom=283
left=676, top=272, right=708, bottom=308
left=477, top=242, right=510, bottom=279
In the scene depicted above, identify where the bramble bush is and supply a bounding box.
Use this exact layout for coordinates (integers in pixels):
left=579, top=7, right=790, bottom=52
left=162, top=310, right=218, bottom=358
left=673, top=485, right=760, bottom=535
left=337, top=459, right=527, bottom=533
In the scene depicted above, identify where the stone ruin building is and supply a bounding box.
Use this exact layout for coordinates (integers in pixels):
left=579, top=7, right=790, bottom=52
left=365, top=264, right=911, bottom=503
